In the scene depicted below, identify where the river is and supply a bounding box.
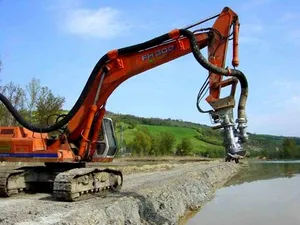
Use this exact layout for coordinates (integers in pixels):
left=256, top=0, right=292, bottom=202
left=186, top=160, right=300, bottom=225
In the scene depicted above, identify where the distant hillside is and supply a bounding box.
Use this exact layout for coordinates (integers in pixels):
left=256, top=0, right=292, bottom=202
left=105, top=111, right=300, bottom=156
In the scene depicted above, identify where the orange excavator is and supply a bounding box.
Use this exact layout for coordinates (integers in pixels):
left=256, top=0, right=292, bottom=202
left=0, top=6, right=248, bottom=201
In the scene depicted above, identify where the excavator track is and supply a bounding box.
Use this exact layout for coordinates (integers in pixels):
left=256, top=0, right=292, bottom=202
left=0, top=168, right=27, bottom=197
left=53, top=168, right=123, bottom=201
left=0, top=166, right=123, bottom=201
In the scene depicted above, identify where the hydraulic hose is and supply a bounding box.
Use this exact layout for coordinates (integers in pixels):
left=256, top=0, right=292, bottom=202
left=179, top=29, right=248, bottom=121
left=0, top=34, right=171, bottom=133
left=0, top=27, right=247, bottom=133
left=0, top=53, right=108, bottom=133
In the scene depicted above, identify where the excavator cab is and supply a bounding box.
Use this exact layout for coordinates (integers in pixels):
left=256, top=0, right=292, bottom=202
left=92, top=117, right=118, bottom=159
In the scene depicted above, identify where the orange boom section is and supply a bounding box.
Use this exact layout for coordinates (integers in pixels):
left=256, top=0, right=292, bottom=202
left=66, top=33, right=210, bottom=140
left=66, top=8, right=239, bottom=158
left=0, top=7, right=247, bottom=164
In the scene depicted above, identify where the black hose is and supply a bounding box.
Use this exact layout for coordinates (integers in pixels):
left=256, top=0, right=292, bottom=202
left=118, top=34, right=170, bottom=54
left=179, top=29, right=248, bottom=88
left=0, top=54, right=108, bottom=133
left=196, top=75, right=212, bottom=114
left=0, top=28, right=248, bottom=132
left=0, top=33, right=172, bottom=133
left=179, top=29, right=248, bottom=120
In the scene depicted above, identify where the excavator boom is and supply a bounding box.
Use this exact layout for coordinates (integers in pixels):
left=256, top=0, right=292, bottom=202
left=0, top=7, right=249, bottom=201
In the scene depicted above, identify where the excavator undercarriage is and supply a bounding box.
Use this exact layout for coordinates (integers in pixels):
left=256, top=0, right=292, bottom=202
left=0, top=118, right=123, bottom=201
left=0, top=163, right=123, bottom=201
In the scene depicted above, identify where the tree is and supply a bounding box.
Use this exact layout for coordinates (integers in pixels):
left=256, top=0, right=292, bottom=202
left=176, top=138, right=193, bottom=156
left=0, top=82, right=26, bottom=126
left=130, top=127, right=152, bottom=156
left=26, top=78, right=41, bottom=122
left=0, top=78, right=65, bottom=127
left=149, top=135, right=160, bottom=156
left=23, top=78, right=65, bottom=126
left=278, top=138, right=297, bottom=159
left=35, top=86, right=65, bottom=126
left=158, top=132, right=176, bottom=155
left=296, top=146, right=300, bottom=159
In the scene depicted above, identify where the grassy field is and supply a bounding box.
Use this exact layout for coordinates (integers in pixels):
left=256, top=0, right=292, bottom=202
left=108, top=111, right=300, bottom=157
left=116, top=124, right=223, bottom=154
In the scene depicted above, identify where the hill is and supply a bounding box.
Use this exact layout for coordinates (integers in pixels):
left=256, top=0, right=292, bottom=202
left=105, top=111, right=300, bottom=157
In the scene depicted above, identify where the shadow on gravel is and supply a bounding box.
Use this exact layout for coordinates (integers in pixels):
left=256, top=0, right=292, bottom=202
left=38, top=195, right=59, bottom=201
left=38, top=193, right=109, bottom=202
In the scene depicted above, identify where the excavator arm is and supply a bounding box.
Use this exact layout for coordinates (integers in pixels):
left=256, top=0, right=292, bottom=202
left=0, top=7, right=248, bottom=163
left=66, top=6, right=248, bottom=161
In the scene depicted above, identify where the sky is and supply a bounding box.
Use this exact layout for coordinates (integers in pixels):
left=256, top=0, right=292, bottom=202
left=1, top=0, right=300, bottom=137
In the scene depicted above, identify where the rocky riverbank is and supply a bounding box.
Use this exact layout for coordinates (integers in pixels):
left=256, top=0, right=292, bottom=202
left=0, top=160, right=242, bottom=225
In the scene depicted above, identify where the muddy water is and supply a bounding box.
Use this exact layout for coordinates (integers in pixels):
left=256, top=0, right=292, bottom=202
left=187, top=161, right=300, bottom=225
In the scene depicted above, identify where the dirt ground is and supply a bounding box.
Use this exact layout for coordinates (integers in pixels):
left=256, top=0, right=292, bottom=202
left=0, top=158, right=241, bottom=225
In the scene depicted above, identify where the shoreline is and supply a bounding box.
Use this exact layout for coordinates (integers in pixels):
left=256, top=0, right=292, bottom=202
left=0, top=160, right=243, bottom=225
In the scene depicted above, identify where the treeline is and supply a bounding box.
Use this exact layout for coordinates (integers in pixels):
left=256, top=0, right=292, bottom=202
left=109, top=111, right=226, bottom=157
left=107, top=112, right=299, bottom=153
left=106, top=111, right=209, bottom=130
left=109, top=112, right=300, bottom=159
left=0, top=78, right=65, bottom=127
left=119, top=126, right=225, bottom=158
left=122, top=127, right=193, bottom=157
left=250, top=137, right=300, bottom=159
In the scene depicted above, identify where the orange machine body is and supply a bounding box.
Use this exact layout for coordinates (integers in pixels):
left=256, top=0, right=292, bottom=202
left=0, top=127, right=56, bottom=162
left=0, top=7, right=239, bottom=163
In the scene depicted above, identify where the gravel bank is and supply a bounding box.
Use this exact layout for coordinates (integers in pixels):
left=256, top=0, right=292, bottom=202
left=0, top=161, right=241, bottom=225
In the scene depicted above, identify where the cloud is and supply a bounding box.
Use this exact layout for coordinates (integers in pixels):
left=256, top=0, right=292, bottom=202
left=48, top=0, right=134, bottom=39
left=63, top=6, right=132, bottom=39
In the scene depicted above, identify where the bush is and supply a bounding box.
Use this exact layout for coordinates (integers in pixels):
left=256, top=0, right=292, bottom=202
left=158, top=132, right=176, bottom=155
left=175, top=138, right=193, bottom=156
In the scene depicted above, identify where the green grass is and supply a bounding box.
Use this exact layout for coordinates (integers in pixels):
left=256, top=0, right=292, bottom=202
left=116, top=124, right=223, bottom=154
left=140, top=125, right=197, bottom=138
left=109, top=111, right=300, bottom=156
